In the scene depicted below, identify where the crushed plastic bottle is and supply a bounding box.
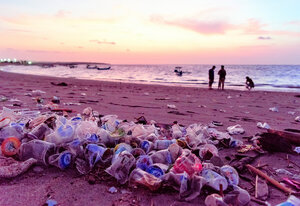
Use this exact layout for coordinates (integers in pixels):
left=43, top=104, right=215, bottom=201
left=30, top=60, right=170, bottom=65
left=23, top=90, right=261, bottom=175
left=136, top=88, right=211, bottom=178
left=105, top=151, right=135, bottom=184
left=153, top=139, right=176, bottom=150
left=19, top=139, right=55, bottom=165
left=49, top=150, right=72, bottom=170
left=205, top=194, right=227, bottom=206
left=220, top=165, right=239, bottom=186
left=136, top=155, right=153, bottom=171
left=202, top=169, right=228, bottom=191
left=129, top=168, right=162, bottom=191
left=199, top=144, right=219, bottom=160
left=172, top=150, right=202, bottom=176
left=276, top=195, right=300, bottom=206
left=85, top=144, right=111, bottom=167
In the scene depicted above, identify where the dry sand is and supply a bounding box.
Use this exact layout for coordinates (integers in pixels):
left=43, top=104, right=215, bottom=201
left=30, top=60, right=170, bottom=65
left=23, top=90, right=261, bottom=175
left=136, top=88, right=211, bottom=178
left=0, top=70, right=299, bottom=206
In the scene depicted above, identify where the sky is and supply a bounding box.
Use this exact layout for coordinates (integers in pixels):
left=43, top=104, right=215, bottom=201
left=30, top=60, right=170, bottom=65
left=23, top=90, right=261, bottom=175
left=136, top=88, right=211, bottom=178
left=0, top=0, right=299, bottom=64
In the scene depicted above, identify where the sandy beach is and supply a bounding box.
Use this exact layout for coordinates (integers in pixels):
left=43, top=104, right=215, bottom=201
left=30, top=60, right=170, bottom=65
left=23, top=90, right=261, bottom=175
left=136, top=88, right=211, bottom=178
left=0, top=70, right=300, bottom=206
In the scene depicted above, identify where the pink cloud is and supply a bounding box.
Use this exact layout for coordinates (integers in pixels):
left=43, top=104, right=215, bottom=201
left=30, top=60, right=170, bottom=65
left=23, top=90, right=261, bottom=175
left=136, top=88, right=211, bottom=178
left=257, top=36, right=272, bottom=40
left=55, top=10, right=71, bottom=18
left=150, top=15, right=233, bottom=35
left=90, top=40, right=116, bottom=45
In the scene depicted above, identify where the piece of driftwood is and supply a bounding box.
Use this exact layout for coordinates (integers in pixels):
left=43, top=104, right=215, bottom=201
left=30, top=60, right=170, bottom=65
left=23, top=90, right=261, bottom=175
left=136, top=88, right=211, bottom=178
left=267, top=129, right=300, bottom=145
left=246, top=164, right=293, bottom=194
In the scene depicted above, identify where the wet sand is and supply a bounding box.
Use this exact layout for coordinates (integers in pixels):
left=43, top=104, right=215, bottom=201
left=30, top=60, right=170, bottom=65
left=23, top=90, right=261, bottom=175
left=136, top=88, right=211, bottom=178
left=0, top=70, right=299, bottom=205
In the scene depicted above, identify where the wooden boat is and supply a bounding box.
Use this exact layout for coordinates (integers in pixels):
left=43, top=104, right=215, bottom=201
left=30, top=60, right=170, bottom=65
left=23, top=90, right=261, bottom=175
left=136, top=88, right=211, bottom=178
left=87, top=65, right=111, bottom=70
left=97, top=66, right=111, bottom=70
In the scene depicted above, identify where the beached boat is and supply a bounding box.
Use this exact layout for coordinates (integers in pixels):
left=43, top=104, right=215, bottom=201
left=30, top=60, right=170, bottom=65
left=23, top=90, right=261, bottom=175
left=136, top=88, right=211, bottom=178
left=97, top=66, right=111, bottom=70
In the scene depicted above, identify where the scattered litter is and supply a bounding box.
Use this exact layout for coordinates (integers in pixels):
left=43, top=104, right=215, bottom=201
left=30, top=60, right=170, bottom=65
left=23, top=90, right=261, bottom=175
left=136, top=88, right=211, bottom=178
left=276, top=195, right=300, bottom=206
left=295, top=116, right=300, bottom=122
left=294, top=147, right=300, bottom=154
left=46, top=199, right=58, bottom=206
left=81, top=93, right=87, bottom=96
left=167, top=104, right=176, bottom=109
left=0, top=106, right=297, bottom=203
left=0, top=96, right=8, bottom=102
left=257, top=122, right=270, bottom=129
left=144, top=92, right=149, bottom=96
left=288, top=111, right=295, bottom=115
left=227, top=124, right=245, bottom=135
left=275, top=168, right=293, bottom=176
left=108, top=186, right=118, bottom=193
left=51, top=82, right=68, bottom=86
left=269, top=107, right=279, bottom=112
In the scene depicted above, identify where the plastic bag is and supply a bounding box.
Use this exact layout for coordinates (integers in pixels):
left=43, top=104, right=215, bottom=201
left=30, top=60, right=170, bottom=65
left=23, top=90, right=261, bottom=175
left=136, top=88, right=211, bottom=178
left=227, top=125, right=245, bottom=135
left=172, top=150, right=202, bottom=176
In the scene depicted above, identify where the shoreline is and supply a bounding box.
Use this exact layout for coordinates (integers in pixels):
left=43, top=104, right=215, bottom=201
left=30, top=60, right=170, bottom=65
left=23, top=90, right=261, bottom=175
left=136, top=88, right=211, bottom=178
left=0, top=70, right=300, bottom=205
left=2, top=67, right=300, bottom=93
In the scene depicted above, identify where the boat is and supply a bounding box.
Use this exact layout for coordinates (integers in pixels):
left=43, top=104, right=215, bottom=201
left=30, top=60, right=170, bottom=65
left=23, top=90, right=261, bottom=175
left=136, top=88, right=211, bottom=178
left=87, top=64, right=111, bottom=70
left=174, top=67, right=183, bottom=76
left=174, top=66, right=191, bottom=76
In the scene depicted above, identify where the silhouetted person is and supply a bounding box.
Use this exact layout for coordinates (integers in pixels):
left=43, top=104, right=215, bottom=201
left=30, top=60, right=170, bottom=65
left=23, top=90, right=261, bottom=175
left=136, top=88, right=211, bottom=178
left=246, top=76, right=255, bottom=90
left=218, top=65, right=226, bottom=90
left=208, top=66, right=216, bottom=89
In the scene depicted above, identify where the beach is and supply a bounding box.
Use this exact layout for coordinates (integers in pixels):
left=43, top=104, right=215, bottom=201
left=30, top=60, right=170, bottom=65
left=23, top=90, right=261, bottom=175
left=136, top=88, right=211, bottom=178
left=0, top=70, right=300, bottom=205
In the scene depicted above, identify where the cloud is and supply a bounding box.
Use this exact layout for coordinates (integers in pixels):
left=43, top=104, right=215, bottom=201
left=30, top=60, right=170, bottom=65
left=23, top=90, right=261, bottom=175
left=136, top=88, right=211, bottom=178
left=258, top=36, right=272, bottom=40
left=90, top=40, right=116, bottom=45
left=287, top=21, right=300, bottom=26
left=77, top=46, right=84, bottom=49
left=55, top=10, right=71, bottom=18
left=25, top=49, right=61, bottom=53
left=150, top=15, right=232, bottom=35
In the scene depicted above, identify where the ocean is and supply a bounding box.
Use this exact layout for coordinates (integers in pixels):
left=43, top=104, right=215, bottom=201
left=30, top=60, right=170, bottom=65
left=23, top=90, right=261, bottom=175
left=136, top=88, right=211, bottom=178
left=1, top=64, right=300, bottom=92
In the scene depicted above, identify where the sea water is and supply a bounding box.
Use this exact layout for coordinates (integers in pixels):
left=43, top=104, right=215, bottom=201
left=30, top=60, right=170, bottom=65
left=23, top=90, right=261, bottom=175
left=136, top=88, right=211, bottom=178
left=1, top=64, right=300, bottom=92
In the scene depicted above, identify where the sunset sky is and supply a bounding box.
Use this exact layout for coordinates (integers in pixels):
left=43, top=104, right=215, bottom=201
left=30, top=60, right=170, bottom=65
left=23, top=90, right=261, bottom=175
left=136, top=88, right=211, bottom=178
left=0, top=0, right=299, bottom=64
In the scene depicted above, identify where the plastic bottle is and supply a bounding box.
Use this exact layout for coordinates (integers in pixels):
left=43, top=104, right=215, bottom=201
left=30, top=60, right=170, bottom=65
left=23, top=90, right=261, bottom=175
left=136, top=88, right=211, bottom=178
left=172, top=151, right=202, bottom=176
left=199, top=144, right=219, bottom=160
left=19, top=139, right=56, bottom=165
left=48, top=151, right=72, bottom=170
left=172, top=123, right=183, bottom=139
left=45, top=124, right=74, bottom=144
left=231, top=185, right=250, bottom=206
left=85, top=144, right=110, bottom=167
left=202, top=169, right=228, bottom=191
left=0, top=123, right=24, bottom=141
left=153, top=139, right=176, bottom=150
left=220, top=165, right=239, bottom=186
left=86, top=133, right=99, bottom=143
left=276, top=195, right=300, bottom=206
left=227, top=124, right=245, bottom=135
left=205, top=194, right=227, bottom=206
left=136, top=155, right=153, bottom=171
left=27, top=123, right=51, bottom=140
left=129, top=168, right=162, bottom=191
left=146, top=164, right=165, bottom=178
left=0, top=117, right=11, bottom=129
left=140, top=140, right=153, bottom=153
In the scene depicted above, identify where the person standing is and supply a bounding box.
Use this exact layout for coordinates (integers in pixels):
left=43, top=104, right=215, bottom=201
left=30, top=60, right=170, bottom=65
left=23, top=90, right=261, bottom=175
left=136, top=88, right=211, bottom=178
left=208, top=66, right=216, bottom=89
left=218, top=65, right=226, bottom=90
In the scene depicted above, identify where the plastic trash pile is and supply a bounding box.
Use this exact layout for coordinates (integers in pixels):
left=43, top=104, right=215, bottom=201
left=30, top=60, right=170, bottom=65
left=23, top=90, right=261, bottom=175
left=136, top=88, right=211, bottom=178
left=0, top=106, right=298, bottom=205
